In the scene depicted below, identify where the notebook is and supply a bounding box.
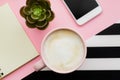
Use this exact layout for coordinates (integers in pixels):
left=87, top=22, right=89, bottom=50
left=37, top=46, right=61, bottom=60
left=0, top=4, right=38, bottom=78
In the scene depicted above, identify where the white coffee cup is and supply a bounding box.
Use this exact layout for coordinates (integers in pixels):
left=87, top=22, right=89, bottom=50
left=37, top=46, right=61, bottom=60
left=34, top=27, right=87, bottom=74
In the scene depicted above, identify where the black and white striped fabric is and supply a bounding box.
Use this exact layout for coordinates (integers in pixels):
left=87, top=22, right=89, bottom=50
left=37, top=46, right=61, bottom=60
left=84, top=23, right=120, bottom=70
left=87, top=23, right=120, bottom=58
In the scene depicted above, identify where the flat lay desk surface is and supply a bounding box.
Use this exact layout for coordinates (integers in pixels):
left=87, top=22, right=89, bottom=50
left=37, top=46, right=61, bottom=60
left=1, top=0, right=120, bottom=80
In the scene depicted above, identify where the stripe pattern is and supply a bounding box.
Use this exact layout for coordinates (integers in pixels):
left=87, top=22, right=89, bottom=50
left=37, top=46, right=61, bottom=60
left=87, top=23, right=120, bottom=58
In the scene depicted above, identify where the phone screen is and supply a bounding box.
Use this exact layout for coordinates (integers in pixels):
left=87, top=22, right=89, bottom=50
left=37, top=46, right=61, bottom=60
left=64, top=0, right=99, bottom=19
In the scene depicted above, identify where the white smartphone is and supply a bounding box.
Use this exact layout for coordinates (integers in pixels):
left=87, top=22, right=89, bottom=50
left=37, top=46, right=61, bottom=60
left=63, top=0, right=102, bottom=25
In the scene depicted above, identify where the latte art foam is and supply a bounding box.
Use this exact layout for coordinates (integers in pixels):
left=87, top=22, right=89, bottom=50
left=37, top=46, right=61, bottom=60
left=43, top=29, right=85, bottom=72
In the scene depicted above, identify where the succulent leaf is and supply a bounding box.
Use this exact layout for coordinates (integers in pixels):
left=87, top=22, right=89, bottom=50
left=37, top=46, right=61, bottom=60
left=26, top=0, right=37, bottom=6
left=26, top=16, right=36, bottom=24
left=20, top=7, right=26, bottom=18
left=38, top=14, right=46, bottom=21
left=46, top=10, right=54, bottom=21
left=45, top=0, right=51, bottom=7
left=36, top=20, right=47, bottom=27
left=26, top=21, right=36, bottom=28
left=37, top=22, right=49, bottom=30
left=23, top=6, right=31, bottom=15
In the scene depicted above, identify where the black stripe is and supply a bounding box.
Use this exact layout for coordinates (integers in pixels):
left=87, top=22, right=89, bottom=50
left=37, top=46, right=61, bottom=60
left=87, top=47, right=120, bottom=58
left=97, top=24, right=120, bottom=35
left=22, top=71, right=120, bottom=80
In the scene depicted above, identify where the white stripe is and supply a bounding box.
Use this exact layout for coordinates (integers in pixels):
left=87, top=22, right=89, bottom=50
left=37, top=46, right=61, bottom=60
left=42, top=58, right=120, bottom=70
left=115, top=20, right=120, bottom=23
left=79, top=59, right=120, bottom=70
left=86, top=35, right=120, bottom=47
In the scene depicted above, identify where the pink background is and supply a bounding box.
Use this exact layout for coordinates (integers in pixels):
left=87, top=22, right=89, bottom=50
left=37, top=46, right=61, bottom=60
left=1, top=0, right=120, bottom=80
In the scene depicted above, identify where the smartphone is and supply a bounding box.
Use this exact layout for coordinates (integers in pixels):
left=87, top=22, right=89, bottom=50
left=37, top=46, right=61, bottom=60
left=62, top=0, right=102, bottom=25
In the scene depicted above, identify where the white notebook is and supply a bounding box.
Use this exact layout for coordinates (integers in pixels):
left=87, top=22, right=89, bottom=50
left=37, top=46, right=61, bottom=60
left=0, top=4, right=38, bottom=78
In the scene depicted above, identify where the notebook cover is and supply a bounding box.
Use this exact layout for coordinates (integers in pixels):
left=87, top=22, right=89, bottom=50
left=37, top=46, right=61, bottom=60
left=0, top=4, right=38, bottom=78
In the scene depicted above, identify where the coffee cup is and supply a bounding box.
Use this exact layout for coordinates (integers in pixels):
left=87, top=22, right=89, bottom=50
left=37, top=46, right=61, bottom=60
left=34, top=27, right=87, bottom=73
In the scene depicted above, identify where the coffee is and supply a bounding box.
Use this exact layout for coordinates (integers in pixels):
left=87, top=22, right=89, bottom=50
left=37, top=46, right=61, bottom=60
left=42, top=29, right=85, bottom=72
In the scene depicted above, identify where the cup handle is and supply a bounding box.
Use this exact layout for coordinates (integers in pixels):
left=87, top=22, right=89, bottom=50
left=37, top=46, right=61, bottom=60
left=34, top=59, right=46, bottom=71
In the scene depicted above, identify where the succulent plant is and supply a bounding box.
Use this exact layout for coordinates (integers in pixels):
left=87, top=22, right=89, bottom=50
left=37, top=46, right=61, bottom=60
left=20, top=0, right=54, bottom=30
